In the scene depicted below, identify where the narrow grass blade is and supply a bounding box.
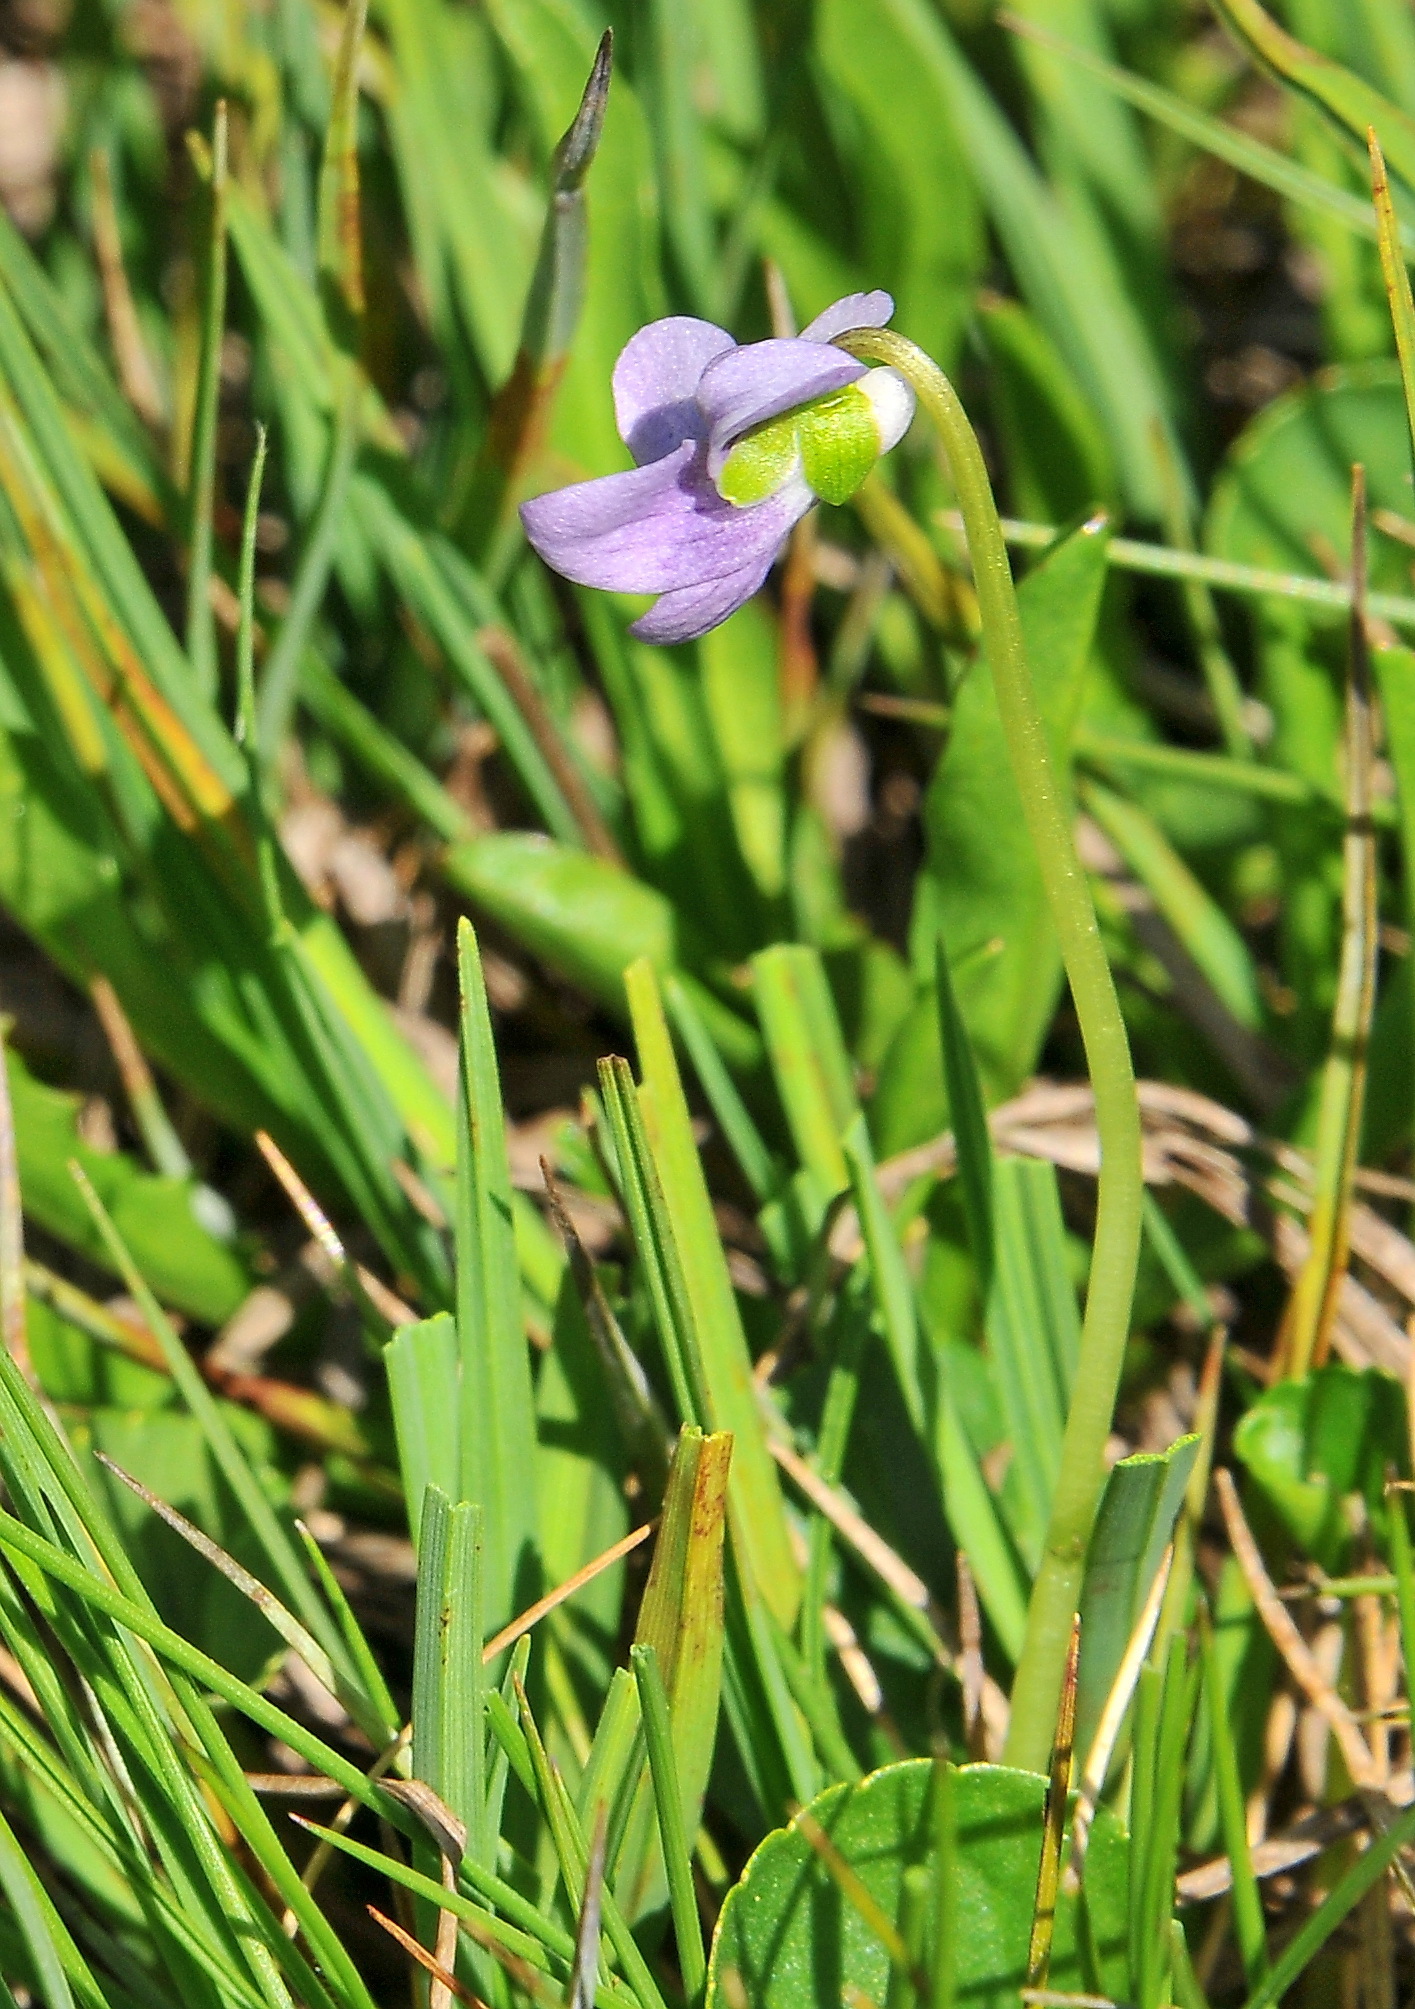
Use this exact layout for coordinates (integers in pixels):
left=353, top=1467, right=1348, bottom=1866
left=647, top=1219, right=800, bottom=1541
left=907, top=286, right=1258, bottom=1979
left=751, top=944, right=857, bottom=1207
left=386, top=1313, right=462, bottom=1546
left=842, top=1120, right=1028, bottom=1659
left=662, top=971, right=779, bottom=1207
left=0, top=1807, right=76, bottom=2009
left=1200, top=1609, right=1267, bottom=1993
left=566, top=1811, right=608, bottom=2009
left=1284, top=468, right=1378, bottom=1375
left=462, top=32, right=613, bottom=551
left=1210, top=0, right=1415, bottom=196
left=455, top=921, right=539, bottom=1628
left=294, top=1816, right=638, bottom=2005
left=1372, top=127, right=1415, bottom=489
left=184, top=101, right=227, bottom=699
left=315, top=0, right=367, bottom=347
left=628, top=1430, right=730, bottom=1870
left=256, top=378, right=360, bottom=761
left=411, top=1489, right=487, bottom=1872
left=625, top=960, right=799, bottom=1625
left=935, top=934, right=994, bottom=1290
left=514, top=1677, right=668, bottom=2009
left=1082, top=778, right=1263, bottom=1031
left=1003, top=11, right=1404, bottom=250
left=1074, top=1435, right=1200, bottom=1764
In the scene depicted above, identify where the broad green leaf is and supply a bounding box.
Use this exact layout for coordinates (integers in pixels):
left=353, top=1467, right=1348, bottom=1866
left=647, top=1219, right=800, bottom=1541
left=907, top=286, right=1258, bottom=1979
left=707, top=1761, right=1130, bottom=2009
left=900, top=516, right=1111, bottom=1131
left=1206, top=363, right=1412, bottom=602
left=1233, top=1363, right=1408, bottom=1573
left=6, top=1047, right=247, bottom=1326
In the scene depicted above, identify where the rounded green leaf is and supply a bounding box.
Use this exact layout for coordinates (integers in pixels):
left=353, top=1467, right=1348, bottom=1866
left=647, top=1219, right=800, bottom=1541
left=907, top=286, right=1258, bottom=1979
left=1206, top=363, right=1411, bottom=611
left=707, top=1760, right=1129, bottom=2009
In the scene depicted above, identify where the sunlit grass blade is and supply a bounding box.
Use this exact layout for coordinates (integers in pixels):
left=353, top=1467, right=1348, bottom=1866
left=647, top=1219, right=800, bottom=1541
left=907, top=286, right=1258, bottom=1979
left=183, top=100, right=227, bottom=699
left=454, top=920, right=539, bottom=1629
left=842, top=1118, right=1029, bottom=1660
left=1074, top=1437, right=1199, bottom=1768
left=411, top=1486, right=487, bottom=1915
left=625, top=958, right=799, bottom=1626
left=1003, top=11, right=1408, bottom=251
left=1283, top=468, right=1378, bottom=1376
left=514, top=1675, right=668, bottom=2009
left=1210, top=0, right=1415, bottom=195
left=1372, top=127, right=1415, bottom=488
left=1199, top=1608, right=1267, bottom=1993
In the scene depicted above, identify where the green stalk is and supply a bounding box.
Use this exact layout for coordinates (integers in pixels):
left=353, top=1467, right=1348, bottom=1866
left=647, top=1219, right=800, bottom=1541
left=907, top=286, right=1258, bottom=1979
left=838, top=329, right=1144, bottom=1773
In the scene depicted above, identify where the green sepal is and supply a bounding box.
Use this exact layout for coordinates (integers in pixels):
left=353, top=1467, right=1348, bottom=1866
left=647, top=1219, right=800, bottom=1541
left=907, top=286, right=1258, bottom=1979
left=717, top=409, right=800, bottom=505
left=798, top=383, right=881, bottom=504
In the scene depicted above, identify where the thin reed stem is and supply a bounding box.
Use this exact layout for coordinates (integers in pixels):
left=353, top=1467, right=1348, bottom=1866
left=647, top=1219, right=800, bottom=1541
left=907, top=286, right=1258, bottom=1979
left=837, top=328, right=1144, bottom=1773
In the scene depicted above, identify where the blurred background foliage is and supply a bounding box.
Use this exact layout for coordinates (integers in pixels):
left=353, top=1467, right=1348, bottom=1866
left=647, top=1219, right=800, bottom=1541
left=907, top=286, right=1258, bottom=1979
left=3, top=0, right=1415, bottom=2000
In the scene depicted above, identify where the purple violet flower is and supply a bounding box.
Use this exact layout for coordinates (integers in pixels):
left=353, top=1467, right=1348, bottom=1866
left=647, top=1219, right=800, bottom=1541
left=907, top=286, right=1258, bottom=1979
left=520, top=291, right=914, bottom=644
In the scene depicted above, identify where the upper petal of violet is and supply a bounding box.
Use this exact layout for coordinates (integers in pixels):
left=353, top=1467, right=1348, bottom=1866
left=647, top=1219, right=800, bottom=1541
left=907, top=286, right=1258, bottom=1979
left=697, top=338, right=864, bottom=480
left=611, top=315, right=735, bottom=466
left=798, top=290, right=895, bottom=344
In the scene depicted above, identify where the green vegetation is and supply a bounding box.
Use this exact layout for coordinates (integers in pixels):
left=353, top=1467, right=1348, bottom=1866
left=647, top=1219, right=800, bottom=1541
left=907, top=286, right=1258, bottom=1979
left=4, top=0, right=1415, bottom=2000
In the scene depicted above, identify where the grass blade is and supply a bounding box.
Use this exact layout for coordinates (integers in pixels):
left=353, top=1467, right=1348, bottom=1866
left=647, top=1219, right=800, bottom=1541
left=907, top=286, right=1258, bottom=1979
left=183, top=102, right=227, bottom=699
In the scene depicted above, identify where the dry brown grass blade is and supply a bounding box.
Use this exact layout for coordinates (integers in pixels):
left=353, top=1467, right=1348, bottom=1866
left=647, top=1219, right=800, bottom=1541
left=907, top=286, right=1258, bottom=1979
left=367, top=1906, right=489, bottom=2009
left=476, top=627, right=623, bottom=865
left=284, top=1724, right=411, bottom=1927
left=481, top=1519, right=654, bottom=1665
left=1216, top=1469, right=1380, bottom=1788
left=88, top=147, right=165, bottom=433
left=836, top=1078, right=1415, bottom=1377
left=1026, top=1615, right=1080, bottom=1991
left=1176, top=1791, right=1406, bottom=1903
left=254, top=1130, right=415, bottom=1327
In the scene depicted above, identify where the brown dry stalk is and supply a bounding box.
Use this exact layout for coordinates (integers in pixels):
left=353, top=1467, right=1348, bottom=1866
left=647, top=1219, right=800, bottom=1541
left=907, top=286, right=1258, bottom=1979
left=1216, top=1469, right=1378, bottom=1788
left=368, top=1907, right=490, bottom=2009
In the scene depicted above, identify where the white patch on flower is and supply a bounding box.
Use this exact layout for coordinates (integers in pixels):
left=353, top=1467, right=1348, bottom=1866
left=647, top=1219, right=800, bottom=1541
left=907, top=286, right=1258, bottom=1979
left=859, top=368, right=915, bottom=455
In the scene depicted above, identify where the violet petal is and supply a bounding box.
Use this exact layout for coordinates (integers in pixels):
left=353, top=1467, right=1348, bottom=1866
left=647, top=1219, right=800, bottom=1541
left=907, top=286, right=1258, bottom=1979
left=799, top=290, right=895, bottom=344
left=521, top=445, right=809, bottom=594
left=611, top=316, right=735, bottom=465
left=697, top=339, right=865, bottom=479
left=630, top=475, right=814, bottom=642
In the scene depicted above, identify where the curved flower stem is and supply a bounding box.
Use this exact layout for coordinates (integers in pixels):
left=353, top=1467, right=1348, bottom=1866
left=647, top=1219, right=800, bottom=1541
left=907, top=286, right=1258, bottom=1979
left=837, top=327, right=1144, bottom=1774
